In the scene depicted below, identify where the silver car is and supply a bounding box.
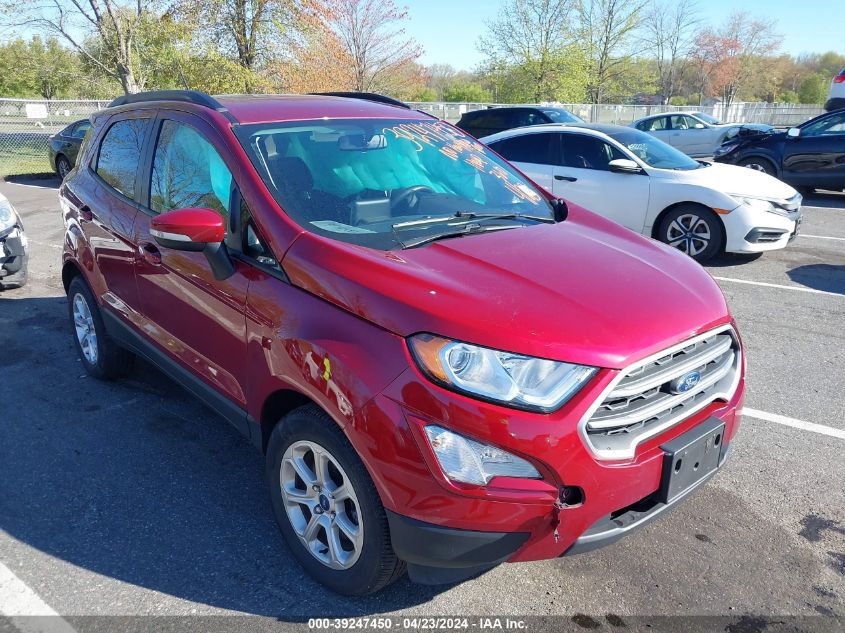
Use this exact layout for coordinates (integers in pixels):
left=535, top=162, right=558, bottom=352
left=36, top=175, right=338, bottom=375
left=631, top=112, right=770, bottom=158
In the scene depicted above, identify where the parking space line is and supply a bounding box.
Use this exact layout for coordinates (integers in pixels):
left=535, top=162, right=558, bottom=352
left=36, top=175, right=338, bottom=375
left=743, top=408, right=845, bottom=440
left=799, top=234, right=845, bottom=241
left=712, top=276, right=843, bottom=298
left=0, top=562, right=77, bottom=632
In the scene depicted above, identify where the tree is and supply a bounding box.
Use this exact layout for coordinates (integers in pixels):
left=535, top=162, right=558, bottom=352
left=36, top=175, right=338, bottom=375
left=1, top=0, right=169, bottom=94
left=690, top=12, right=780, bottom=110
left=329, top=0, right=422, bottom=93
left=643, top=0, right=699, bottom=104
left=478, top=0, right=583, bottom=103
left=443, top=81, right=492, bottom=103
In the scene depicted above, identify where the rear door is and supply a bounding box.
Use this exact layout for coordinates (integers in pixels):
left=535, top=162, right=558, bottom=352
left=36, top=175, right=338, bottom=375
left=782, top=111, right=845, bottom=189
left=551, top=131, right=650, bottom=232
left=487, top=132, right=559, bottom=192
left=74, top=113, right=153, bottom=324
left=132, top=111, right=253, bottom=424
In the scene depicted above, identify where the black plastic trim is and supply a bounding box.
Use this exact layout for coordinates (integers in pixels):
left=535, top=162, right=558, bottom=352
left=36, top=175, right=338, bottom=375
left=311, top=91, right=410, bottom=109
left=824, top=97, right=845, bottom=112
left=386, top=511, right=528, bottom=584
left=100, top=308, right=252, bottom=442
left=563, top=442, right=732, bottom=557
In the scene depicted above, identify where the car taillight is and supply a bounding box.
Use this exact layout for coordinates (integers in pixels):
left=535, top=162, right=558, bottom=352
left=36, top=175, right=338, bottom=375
left=834, top=75, right=845, bottom=84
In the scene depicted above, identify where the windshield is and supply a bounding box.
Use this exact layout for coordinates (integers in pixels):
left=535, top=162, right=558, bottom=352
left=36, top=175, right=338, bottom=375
left=543, top=108, right=582, bottom=124
left=693, top=112, right=721, bottom=125
left=606, top=128, right=701, bottom=170
left=235, top=118, right=553, bottom=249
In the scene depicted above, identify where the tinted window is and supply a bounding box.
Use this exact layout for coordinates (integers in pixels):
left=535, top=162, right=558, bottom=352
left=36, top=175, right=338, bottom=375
left=509, top=110, right=547, bottom=128
left=490, top=133, right=557, bottom=165
left=70, top=121, right=91, bottom=139
left=96, top=119, right=148, bottom=198
left=641, top=117, right=668, bottom=131
left=560, top=134, right=624, bottom=170
left=150, top=120, right=234, bottom=224
left=802, top=112, right=845, bottom=136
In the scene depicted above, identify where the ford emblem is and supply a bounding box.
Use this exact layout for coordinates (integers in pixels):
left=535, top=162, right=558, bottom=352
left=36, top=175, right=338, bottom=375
left=670, top=370, right=701, bottom=394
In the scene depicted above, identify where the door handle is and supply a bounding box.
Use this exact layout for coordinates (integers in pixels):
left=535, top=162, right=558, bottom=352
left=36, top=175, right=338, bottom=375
left=555, top=175, right=577, bottom=182
left=140, top=242, right=162, bottom=266
left=79, top=204, right=93, bottom=222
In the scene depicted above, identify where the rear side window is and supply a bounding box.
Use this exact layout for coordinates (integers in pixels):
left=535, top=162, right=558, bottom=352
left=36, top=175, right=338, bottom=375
left=560, top=134, right=624, bottom=170
left=489, top=133, right=557, bottom=165
left=641, top=117, right=668, bottom=131
left=96, top=119, right=148, bottom=198
left=509, top=110, right=547, bottom=128
left=71, top=121, right=91, bottom=139
left=150, top=120, right=234, bottom=224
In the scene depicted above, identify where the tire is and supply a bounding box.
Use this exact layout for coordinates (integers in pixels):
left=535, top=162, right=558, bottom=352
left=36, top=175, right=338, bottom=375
left=56, top=155, right=72, bottom=180
left=739, top=156, right=776, bottom=176
left=658, top=205, right=724, bottom=263
left=67, top=276, right=133, bottom=379
left=266, top=405, right=405, bottom=595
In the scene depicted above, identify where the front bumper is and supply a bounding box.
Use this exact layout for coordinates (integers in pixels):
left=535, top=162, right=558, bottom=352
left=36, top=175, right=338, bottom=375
left=0, top=225, right=28, bottom=288
left=352, top=333, right=745, bottom=583
left=721, top=203, right=802, bottom=253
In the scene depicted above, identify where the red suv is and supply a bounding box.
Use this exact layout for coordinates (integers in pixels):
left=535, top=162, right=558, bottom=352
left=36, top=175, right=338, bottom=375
left=60, top=90, right=745, bottom=595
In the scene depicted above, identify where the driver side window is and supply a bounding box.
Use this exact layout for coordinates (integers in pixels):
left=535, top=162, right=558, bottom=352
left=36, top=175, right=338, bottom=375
left=802, top=113, right=845, bottom=137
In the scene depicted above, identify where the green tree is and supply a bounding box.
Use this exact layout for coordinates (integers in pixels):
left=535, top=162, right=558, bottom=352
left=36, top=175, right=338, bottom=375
left=799, top=73, right=828, bottom=105
left=442, top=82, right=492, bottom=103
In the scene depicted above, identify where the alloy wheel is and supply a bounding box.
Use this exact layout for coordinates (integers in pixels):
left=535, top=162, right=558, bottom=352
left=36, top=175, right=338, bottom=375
left=280, top=440, right=363, bottom=570
left=743, top=162, right=768, bottom=173
left=666, top=213, right=711, bottom=257
left=58, top=158, right=70, bottom=179
left=72, top=293, right=98, bottom=364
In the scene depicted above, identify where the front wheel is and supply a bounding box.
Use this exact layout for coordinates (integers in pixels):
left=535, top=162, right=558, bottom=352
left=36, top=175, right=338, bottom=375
left=266, top=405, right=405, bottom=595
left=658, top=206, right=724, bottom=263
left=740, top=157, right=776, bottom=176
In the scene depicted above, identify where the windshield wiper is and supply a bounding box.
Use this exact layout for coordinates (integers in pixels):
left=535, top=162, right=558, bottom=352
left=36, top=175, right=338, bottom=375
left=400, top=223, right=521, bottom=249
left=391, top=210, right=553, bottom=231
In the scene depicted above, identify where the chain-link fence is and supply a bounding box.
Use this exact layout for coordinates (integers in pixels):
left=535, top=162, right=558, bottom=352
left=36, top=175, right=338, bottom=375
left=0, top=98, right=108, bottom=177
left=0, top=97, right=827, bottom=177
left=409, top=101, right=826, bottom=126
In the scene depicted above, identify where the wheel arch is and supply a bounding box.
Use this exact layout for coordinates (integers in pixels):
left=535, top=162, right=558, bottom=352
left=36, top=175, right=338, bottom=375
left=259, top=388, right=316, bottom=453
left=734, top=153, right=780, bottom=178
left=61, top=258, right=85, bottom=292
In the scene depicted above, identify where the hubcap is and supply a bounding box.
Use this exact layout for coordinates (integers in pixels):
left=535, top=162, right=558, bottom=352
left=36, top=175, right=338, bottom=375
left=58, top=160, right=69, bottom=178
left=666, top=213, right=711, bottom=257
left=280, top=440, right=363, bottom=570
left=743, top=162, right=766, bottom=173
left=72, top=293, right=98, bottom=364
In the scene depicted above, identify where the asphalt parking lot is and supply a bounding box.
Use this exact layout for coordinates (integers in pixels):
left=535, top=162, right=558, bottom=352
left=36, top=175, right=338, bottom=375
left=0, top=177, right=843, bottom=631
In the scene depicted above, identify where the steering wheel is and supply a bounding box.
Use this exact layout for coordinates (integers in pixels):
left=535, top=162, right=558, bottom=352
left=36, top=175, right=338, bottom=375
left=391, top=185, right=434, bottom=211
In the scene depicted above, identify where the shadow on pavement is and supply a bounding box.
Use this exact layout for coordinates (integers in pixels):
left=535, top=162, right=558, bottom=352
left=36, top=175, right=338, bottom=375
left=703, top=252, right=763, bottom=268
left=3, top=175, right=61, bottom=188
left=803, top=190, right=845, bottom=209
left=0, top=294, right=446, bottom=616
left=788, top=264, right=845, bottom=296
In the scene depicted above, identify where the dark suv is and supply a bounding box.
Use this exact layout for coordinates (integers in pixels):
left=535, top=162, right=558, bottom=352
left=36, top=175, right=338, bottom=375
left=61, top=90, right=744, bottom=595
left=455, top=106, right=583, bottom=138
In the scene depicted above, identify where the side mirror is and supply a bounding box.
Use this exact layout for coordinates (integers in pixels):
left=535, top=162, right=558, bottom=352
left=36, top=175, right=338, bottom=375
left=694, top=123, right=706, bottom=129
left=787, top=127, right=801, bottom=138
left=150, top=207, right=234, bottom=280
left=551, top=198, right=568, bottom=222
left=608, top=158, right=643, bottom=174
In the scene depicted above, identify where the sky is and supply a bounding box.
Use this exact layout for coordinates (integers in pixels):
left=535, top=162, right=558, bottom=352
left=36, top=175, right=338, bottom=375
left=402, top=0, right=844, bottom=71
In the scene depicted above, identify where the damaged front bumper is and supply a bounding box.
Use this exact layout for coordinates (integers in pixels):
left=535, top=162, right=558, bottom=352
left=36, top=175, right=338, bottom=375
left=0, top=224, right=28, bottom=288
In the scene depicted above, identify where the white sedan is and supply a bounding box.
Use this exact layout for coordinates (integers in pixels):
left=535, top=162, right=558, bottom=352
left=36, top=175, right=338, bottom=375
left=630, top=112, right=771, bottom=158
left=481, top=123, right=802, bottom=262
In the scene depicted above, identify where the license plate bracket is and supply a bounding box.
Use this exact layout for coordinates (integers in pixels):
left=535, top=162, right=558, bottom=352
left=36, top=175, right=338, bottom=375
left=659, top=417, right=725, bottom=504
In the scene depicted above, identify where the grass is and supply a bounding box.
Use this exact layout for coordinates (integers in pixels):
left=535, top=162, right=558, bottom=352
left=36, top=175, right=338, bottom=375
left=0, top=134, right=53, bottom=177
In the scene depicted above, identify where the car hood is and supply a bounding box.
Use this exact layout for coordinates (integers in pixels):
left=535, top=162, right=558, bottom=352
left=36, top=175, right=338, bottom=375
left=282, top=207, right=731, bottom=370
left=669, top=162, right=797, bottom=200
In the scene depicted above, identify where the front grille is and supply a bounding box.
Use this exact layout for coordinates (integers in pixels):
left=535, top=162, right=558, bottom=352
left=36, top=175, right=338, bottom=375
left=582, top=326, right=740, bottom=460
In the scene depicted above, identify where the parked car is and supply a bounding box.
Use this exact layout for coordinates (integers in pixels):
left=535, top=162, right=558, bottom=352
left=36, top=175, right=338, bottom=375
left=61, top=90, right=745, bottom=595
left=0, top=191, right=28, bottom=289
left=825, top=67, right=845, bottom=112
left=49, top=118, right=91, bottom=179
left=714, top=109, right=845, bottom=193
left=483, top=123, right=802, bottom=262
left=455, top=106, right=583, bottom=138
left=631, top=112, right=772, bottom=158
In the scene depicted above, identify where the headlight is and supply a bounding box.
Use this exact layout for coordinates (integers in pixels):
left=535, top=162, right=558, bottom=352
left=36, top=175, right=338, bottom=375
left=408, top=333, right=597, bottom=412
left=0, top=199, right=17, bottom=233
left=731, top=195, right=790, bottom=217
left=424, top=425, right=540, bottom=485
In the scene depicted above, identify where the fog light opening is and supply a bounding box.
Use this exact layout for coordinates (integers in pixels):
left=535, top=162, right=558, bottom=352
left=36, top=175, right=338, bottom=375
left=559, top=485, right=584, bottom=507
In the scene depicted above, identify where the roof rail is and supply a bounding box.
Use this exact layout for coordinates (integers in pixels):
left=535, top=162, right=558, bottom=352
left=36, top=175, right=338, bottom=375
left=311, top=92, right=410, bottom=110
left=107, top=90, right=236, bottom=122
